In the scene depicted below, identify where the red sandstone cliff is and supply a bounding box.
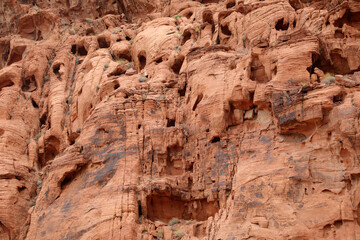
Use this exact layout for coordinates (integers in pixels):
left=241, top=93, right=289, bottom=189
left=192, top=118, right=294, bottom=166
left=1, top=0, right=360, bottom=239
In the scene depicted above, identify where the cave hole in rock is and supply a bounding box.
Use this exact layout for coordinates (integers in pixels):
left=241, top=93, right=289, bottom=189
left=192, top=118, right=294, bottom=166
left=97, top=36, right=110, bottom=48
left=0, top=79, right=14, bottom=92
left=138, top=201, right=143, bottom=216
left=309, top=51, right=357, bottom=76
left=226, top=0, right=236, bottom=8
left=293, top=19, right=297, bottom=28
left=289, top=0, right=302, bottom=10
left=36, top=30, right=43, bottom=41
left=166, top=118, right=176, bottom=127
left=192, top=93, right=203, bottom=111
left=178, top=82, right=187, bottom=97
left=185, top=11, right=193, bottom=19
left=211, top=136, right=220, bottom=143
left=21, top=75, right=37, bottom=92
left=78, top=45, right=88, bottom=56
left=333, top=92, right=346, bottom=105
left=17, top=186, right=26, bottom=192
left=181, top=29, right=192, bottom=45
left=31, top=98, right=39, bottom=108
left=53, top=64, right=61, bottom=75
left=138, top=124, right=141, bottom=129
left=125, top=36, right=131, bottom=41
left=68, top=132, right=79, bottom=145
left=60, top=164, right=85, bottom=190
left=43, top=136, right=60, bottom=166
left=71, top=44, right=77, bottom=54
left=114, top=82, right=120, bottom=90
left=118, top=53, right=131, bottom=61
left=202, top=10, right=214, bottom=25
left=221, top=23, right=232, bottom=36
left=7, top=46, right=26, bottom=65
left=250, top=56, right=269, bottom=83
left=171, top=56, right=184, bottom=74
left=138, top=54, right=146, bottom=70
left=146, top=193, right=219, bottom=222
left=335, top=29, right=344, bottom=38
left=40, top=113, right=47, bottom=126
left=334, top=9, right=360, bottom=29
left=275, top=18, right=289, bottom=31
left=86, top=28, right=95, bottom=36
left=154, top=57, right=163, bottom=64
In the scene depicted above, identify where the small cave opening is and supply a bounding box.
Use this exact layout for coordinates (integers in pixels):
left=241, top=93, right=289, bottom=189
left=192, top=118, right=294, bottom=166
left=78, top=45, right=88, bottom=56
left=185, top=11, right=193, bottom=19
left=42, top=136, right=60, bottom=167
left=117, top=52, right=131, bottom=62
left=275, top=18, right=289, bottom=31
left=333, top=92, right=346, bottom=105
left=146, top=193, right=219, bottom=222
left=250, top=56, right=269, bottom=83
left=220, top=24, right=232, bottom=36
left=138, top=54, right=146, bottom=70
left=171, top=56, right=184, bottom=74
left=178, top=82, right=187, bottom=97
left=71, top=44, right=77, bottom=54
left=7, top=46, right=26, bottom=65
left=138, top=201, right=143, bottom=216
left=97, top=36, right=110, bottom=48
left=202, top=10, right=214, bottom=25
left=289, top=0, right=302, bottom=10
left=86, top=28, right=95, bottom=36
left=226, top=0, right=236, bottom=8
left=114, top=82, right=120, bottom=90
left=68, top=132, right=79, bottom=145
left=181, top=29, right=192, bottom=45
left=21, top=75, right=37, bottom=92
left=166, top=118, right=176, bottom=127
left=53, top=64, right=61, bottom=75
left=31, top=98, right=39, bottom=108
left=154, top=57, right=163, bottom=64
left=36, top=30, right=43, bottom=41
left=334, top=9, right=360, bottom=29
left=192, top=93, right=203, bottom=111
left=40, top=113, right=47, bottom=126
left=211, top=136, right=220, bottom=143
left=60, top=164, right=84, bottom=190
left=310, top=50, right=357, bottom=76
left=125, top=36, right=131, bottom=41
left=334, top=29, right=344, bottom=39
left=0, top=79, right=14, bottom=92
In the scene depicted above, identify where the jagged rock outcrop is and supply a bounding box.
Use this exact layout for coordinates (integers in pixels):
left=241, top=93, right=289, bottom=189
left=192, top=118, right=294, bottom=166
left=1, top=0, right=360, bottom=239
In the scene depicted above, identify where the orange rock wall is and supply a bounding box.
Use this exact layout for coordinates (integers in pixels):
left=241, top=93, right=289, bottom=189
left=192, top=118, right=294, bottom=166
left=0, top=0, right=360, bottom=239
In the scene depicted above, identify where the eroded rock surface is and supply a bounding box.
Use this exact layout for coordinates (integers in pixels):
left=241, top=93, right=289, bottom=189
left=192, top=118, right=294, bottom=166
left=1, top=0, right=360, bottom=239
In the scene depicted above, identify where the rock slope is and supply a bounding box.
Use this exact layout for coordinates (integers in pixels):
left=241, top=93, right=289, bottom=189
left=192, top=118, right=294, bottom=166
left=0, top=0, right=360, bottom=239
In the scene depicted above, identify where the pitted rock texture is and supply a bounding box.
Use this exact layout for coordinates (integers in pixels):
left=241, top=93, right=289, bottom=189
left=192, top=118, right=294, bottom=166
left=1, top=0, right=360, bottom=239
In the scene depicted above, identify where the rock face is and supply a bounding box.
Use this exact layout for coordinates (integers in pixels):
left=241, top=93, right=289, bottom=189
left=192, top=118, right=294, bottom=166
left=1, top=0, right=360, bottom=239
